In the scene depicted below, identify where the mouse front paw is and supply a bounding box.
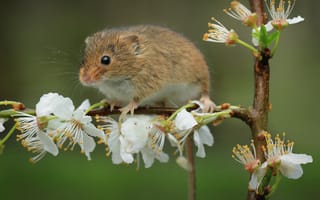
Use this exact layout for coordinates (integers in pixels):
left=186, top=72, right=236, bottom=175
left=200, top=96, right=216, bottom=113
left=100, top=99, right=120, bottom=112
left=109, top=101, right=121, bottom=112
left=119, top=101, right=138, bottom=121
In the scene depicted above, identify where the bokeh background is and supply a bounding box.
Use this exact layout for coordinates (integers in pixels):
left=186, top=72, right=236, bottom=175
left=0, top=0, right=319, bottom=199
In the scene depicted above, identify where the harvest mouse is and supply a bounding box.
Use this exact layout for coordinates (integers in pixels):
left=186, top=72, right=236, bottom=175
left=79, top=25, right=215, bottom=117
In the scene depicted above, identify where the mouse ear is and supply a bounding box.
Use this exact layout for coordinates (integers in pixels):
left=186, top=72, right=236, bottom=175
left=85, top=36, right=93, bottom=45
left=120, top=34, right=141, bottom=55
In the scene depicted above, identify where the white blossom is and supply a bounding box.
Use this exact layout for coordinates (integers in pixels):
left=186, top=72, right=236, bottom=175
left=98, top=115, right=169, bottom=168
left=142, top=122, right=169, bottom=168
left=248, top=166, right=267, bottom=191
left=203, top=18, right=239, bottom=45
left=168, top=109, right=214, bottom=159
left=22, top=131, right=58, bottom=163
left=53, top=99, right=106, bottom=160
left=167, top=109, right=197, bottom=156
left=36, top=92, right=74, bottom=118
left=265, top=0, right=304, bottom=30
left=246, top=132, right=313, bottom=191
left=232, top=140, right=260, bottom=173
left=15, top=94, right=62, bottom=163
left=193, top=125, right=214, bottom=158
left=262, top=132, right=313, bottom=179
left=15, top=112, right=58, bottom=162
left=16, top=93, right=105, bottom=161
left=232, top=140, right=262, bottom=190
left=224, top=1, right=257, bottom=27
left=98, top=116, right=123, bottom=164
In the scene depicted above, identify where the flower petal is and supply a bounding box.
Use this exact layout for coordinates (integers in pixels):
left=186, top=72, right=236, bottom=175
left=248, top=166, right=267, bottom=190
left=280, top=159, right=303, bottom=179
left=107, top=128, right=123, bottom=164
left=36, top=93, right=74, bottom=118
left=157, top=152, right=169, bottom=163
left=141, top=147, right=155, bottom=168
left=281, top=153, right=313, bottom=165
left=74, top=112, right=92, bottom=123
left=111, top=147, right=123, bottom=164
left=82, top=133, right=96, bottom=160
left=251, top=28, right=259, bottom=46
left=76, top=99, right=91, bottom=112
left=37, top=131, right=59, bottom=156
left=83, top=123, right=106, bottom=143
left=119, top=136, right=134, bottom=163
left=197, top=125, right=213, bottom=146
left=193, top=131, right=205, bottom=158
left=36, top=93, right=59, bottom=116
left=287, top=16, right=304, bottom=25
left=265, top=21, right=274, bottom=32
left=193, top=126, right=213, bottom=158
left=279, top=153, right=312, bottom=179
left=0, top=118, right=8, bottom=133
left=175, top=109, right=197, bottom=131
left=167, top=133, right=178, bottom=147
left=120, top=116, right=150, bottom=152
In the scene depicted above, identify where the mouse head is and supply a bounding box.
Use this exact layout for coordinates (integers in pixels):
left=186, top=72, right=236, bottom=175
left=79, top=29, right=142, bottom=86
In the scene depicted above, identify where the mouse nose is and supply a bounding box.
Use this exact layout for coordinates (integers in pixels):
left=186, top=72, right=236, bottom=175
left=79, top=66, right=107, bottom=85
left=79, top=67, right=91, bottom=85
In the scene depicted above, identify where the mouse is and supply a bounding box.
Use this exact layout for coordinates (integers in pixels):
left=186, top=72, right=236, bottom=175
left=79, top=25, right=215, bottom=118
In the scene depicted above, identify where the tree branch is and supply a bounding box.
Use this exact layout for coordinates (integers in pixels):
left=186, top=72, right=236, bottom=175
left=87, top=106, right=178, bottom=116
left=249, top=0, right=267, bottom=26
left=186, top=135, right=196, bottom=200
left=86, top=104, right=252, bottom=124
left=248, top=0, right=270, bottom=199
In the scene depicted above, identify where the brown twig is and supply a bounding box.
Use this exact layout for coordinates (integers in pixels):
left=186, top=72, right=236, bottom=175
left=215, top=105, right=252, bottom=126
left=87, top=106, right=178, bottom=116
left=186, top=135, right=196, bottom=200
left=248, top=0, right=270, bottom=199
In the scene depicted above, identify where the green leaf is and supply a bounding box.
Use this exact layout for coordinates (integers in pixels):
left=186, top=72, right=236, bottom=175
left=266, top=31, right=280, bottom=46
left=258, top=166, right=273, bottom=195
left=259, top=25, right=268, bottom=48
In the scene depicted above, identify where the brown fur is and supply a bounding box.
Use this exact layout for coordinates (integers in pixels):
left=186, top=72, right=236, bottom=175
left=79, top=25, right=215, bottom=114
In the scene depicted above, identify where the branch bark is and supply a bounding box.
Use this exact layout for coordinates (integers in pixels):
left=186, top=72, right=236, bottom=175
left=186, top=136, right=196, bottom=200
left=87, top=106, right=177, bottom=116
left=248, top=0, right=270, bottom=199
left=87, top=105, right=251, bottom=124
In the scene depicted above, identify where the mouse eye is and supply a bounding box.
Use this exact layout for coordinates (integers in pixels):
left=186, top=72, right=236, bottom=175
left=101, top=55, right=111, bottom=65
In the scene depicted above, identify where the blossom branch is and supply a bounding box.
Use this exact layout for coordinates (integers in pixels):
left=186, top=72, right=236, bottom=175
left=248, top=0, right=270, bottom=199
left=186, top=135, right=196, bottom=200
left=249, top=0, right=267, bottom=26
left=87, top=105, right=178, bottom=116
left=215, top=104, right=251, bottom=125
left=87, top=103, right=250, bottom=120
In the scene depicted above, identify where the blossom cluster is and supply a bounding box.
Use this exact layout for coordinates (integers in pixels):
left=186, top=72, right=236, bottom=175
left=14, top=93, right=106, bottom=162
left=0, top=93, right=232, bottom=169
left=232, top=131, right=313, bottom=194
left=203, top=0, right=304, bottom=54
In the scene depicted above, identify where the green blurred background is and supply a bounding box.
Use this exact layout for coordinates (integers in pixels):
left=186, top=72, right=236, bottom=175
left=0, top=0, right=319, bottom=199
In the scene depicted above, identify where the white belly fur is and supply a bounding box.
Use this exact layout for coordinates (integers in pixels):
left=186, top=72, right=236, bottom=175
left=98, top=79, right=201, bottom=107
left=141, top=83, right=201, bottom=107
left=98, top=79, right=134, bottom=104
